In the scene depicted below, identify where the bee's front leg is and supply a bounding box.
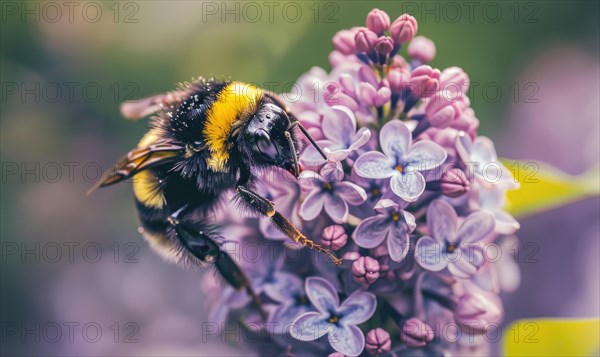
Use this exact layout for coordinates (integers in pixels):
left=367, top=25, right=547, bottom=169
left=236, top=186, right=342, bottom=266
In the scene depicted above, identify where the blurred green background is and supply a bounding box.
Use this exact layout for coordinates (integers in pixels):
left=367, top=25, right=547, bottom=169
left=1, top=1, right=598, bottom=356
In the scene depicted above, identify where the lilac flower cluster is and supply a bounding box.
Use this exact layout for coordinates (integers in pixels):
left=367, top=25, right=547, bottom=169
left=206, top=9, right=521, bottom=356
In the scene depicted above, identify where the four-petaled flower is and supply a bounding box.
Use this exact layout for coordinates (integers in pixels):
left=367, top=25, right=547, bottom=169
left=415, top=200, right=495, bottom=278
left=456, top=132, right=518, bottom=189
left=353, top=199, right=416, bottom=262
left=299, top=165, right=367, bottom=223
left=268, top=274, right=312, bottom=334
left=355, top=120, right=447, bottom=202
left=301, top=105, right=371, bottom=165
left=291, top=277, right=377, bottom=357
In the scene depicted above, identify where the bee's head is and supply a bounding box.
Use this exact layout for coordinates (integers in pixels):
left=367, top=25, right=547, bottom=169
left=243, top=102, right=301, bottom=177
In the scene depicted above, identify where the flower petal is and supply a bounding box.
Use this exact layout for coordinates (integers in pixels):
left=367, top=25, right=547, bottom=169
left=305, top=276, right=340, bottom=313
left=455, top=131, right=472, bottom=163
left=299, top=171, right=324, bottom=190
left=390, top=172, right=426, bottom=202
left=352, top=215, right=390, bottom=249
left=335, top=182, right=367, bottom=205
left=491, top=209, right=520, bottom=235
left=354, top=151, right=396, bottom=179
left=387, top=225, right=410, bottom=262
left=427, top=200, right=458, bottom=244
left=348, top=127, right=372, bottom=151
left=339, top=290, right=377, bottom=325
left=290, top=311, right=331, bottom=341
left=270, top=304, right=310, bottom=334
left=264, top=274, right=304, bottom=303
left=405, top=140, right=447, bottom=171
left=415, top=236, right=448, bottom=272
left=328, top=324, right=365, bottom=357
left=324, top=195, right=349, bottom=223
left=300, top=190, right=325, bottom=221
left=456, top=210, right=495, bottom=243
left=301, top=140, right=338, bottom=165
left=380, top=120, right=411, bottom=160
left=471, top=136, right=498, bottom=164
left=322, top=105, right=357, bottom=145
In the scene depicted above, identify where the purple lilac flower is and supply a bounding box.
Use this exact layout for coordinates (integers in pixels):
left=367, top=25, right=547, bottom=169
left=209, top=8, right=521, bottom=357
left=354, top=120, right=447, bottom=202
left=456, top=132, right=518, bottom=189
left=415, top=200, right=495, bottom=278
left=301, top=105, right=371, bottom=165
left=299, top=165, right=367, bottom=223
left=290, top=277, right=377, bottom=356
left=353, top=199, right=416, bottom=262
left=267, top=274, right=312, bottom=334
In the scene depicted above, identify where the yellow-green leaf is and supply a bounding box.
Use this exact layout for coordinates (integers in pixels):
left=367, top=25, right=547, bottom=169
left=504, top=318, right=600, bottom=356
left=501, top=160, right=600, bottom=218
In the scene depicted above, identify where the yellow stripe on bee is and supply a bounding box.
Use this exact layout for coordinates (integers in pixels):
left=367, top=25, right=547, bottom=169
left=204, top=82, right=263, bottom=172
left=133, top=170, right=166, bottom=208
left=137, top=130, right=161, bottom=147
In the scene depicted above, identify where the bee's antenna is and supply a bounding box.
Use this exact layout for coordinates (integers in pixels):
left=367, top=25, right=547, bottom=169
left=290, top=121, right=327, bottom=160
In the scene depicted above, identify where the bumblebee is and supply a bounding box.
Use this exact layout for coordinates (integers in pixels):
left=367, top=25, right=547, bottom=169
left=88, top=78, right=341, bottom=312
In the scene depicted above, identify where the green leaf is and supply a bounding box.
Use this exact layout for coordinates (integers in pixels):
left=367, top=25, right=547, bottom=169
left=503, top=318, right=600, bottom=356
left=501, top=160, right=600, bottom=218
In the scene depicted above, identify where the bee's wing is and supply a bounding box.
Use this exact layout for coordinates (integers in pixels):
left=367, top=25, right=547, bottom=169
left=87, top=140, right=185, bottom=195
left=120, top=90, right=189, bottom=120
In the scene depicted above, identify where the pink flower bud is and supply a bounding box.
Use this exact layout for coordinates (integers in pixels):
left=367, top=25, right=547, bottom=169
left=390, top=14, right=418, bottom=45
left=386, top=67, right=411, bottom=93
left=409, top=65, right=441, bottom=98
left=408, top=36, right=436, bottom=63
left=359, top=82, right=377, bottom=106
left=401, top=317, right=434, bottom=348
left=365, top=328, right=391, bottom=356
left=374, top=86, right=391, bottom=107
left=322, top=225, right=348, bottom=251
left=454, top=290, right=503, bottom=334
left=425, top=95, right=467, bottom=128
left=375, top=36, right=394, bottom=55
left=366, top=8, right=391, bottom=34
left=355, top=28, right=378, bottom=52
left=440, top=66, right=470, bottom=94
left=332, top=29, right=357, bottom=55
left=352, top=256, right=380, bottom=285
left=440, top=168, right=470, bottom=198
left=327, top=353, right=345, bottom=357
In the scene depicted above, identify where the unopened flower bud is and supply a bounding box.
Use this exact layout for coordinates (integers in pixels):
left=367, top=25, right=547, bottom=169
left=390, top=14, right=418, bottom=45
left=409, top=65, right=440, bottom=98
left=352, top=256, right=380, bottom=285
left=454, top=290, right=503, bottom=334
left=401, top=317, right=434, bottom=348
left=322, top=225, right=348, bottom=251
left=440, top=66, right=470, bottom=94
left=440, top=168, right=470, bottom=198
left=355, top=28, right=378, bottom=52
left=332, top=29, right=358, bottom=55
left=375, top=36, right=394, bottom=55
left=408, top=36, right=436, bottom=63
left=386, top=67, right=411, bottom=93
left=365, top=328, right=391, bottom=356
left=366, top=9, right=390, bottom=34
left=425, top=95, right=467, bottom=128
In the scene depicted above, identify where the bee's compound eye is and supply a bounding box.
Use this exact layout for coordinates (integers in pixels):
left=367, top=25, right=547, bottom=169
left=255, top=129, right=279, bottom=162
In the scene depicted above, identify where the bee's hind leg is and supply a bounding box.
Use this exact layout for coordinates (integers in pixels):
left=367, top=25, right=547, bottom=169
left=236, top=185, right=342, bottom=266
left=167, top=206, right=266, bottom=321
